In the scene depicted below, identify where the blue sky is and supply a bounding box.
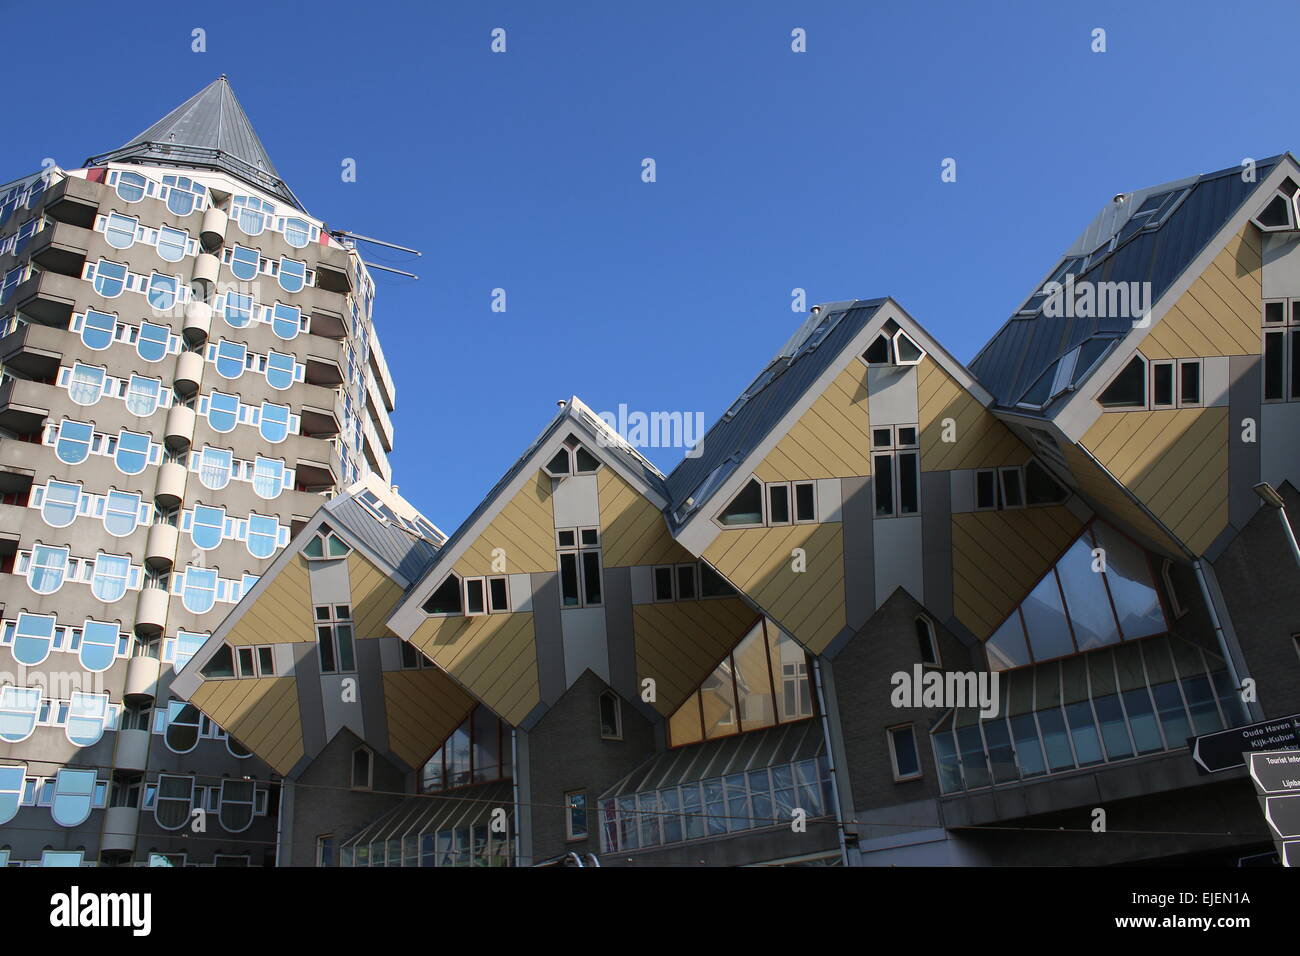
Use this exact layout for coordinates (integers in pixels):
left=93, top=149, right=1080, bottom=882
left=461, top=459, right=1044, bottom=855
left=3, top=0, right=1297, bottom=531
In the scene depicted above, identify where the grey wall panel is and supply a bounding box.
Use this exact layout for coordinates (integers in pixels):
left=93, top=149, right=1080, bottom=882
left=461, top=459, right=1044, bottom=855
left=530, top=571, right=566, bottom=705
left=552, top=473, right=599, bottom=528
left=1228, top=355, right=1262, bottom=531
left=603, top=566, right=638, bottom=701
left=873, top=514, right=924, bottom=608
left=561, top=605, right=609, bottom=687
left=921, top=471, right=953, bottom=623
left=355, top=638, right=389, bottom=759
left=867, top=366, right=918, bottom=426
left=841, top=476, right=874, bottom=630
left=295, top=642, right=326, bottom=760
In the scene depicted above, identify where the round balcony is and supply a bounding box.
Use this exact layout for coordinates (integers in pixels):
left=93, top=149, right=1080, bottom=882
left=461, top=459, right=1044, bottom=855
left=154, top=461, right=187, bottom=507
left=191, top=252, right=220, bottom=295
left=183, top=300, right=212, bottom=345
left=124, top=656, right=162, bottom=702
left=164, top=404, right=196, bottom=452
left=100, top=805, right=141, bottom=853
left=200, top=207, right=228, bottom=251
left=144, top=522, right=178, bottom=572
left=135, top=587, right=169, bottom=637
left=115, top=728, right=151, bottom=772
left=174, top=350, right=204, bottom=394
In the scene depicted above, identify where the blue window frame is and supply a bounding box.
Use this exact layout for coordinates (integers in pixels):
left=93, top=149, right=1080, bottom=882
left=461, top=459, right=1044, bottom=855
left=271, top=303, right=301, bottom=339
left=223, top=291, right=253, bottom=327
left=104, top=490, right=142, bottom=537
left=171, top=631, right=207, bottom=672
left=198, top=447, right=233, bottom=490
left=92, top=260, right=128, bottom=297
left=0, top=686, right=40, bottom=742
left=207, top=391, right=239, bottom=432
left=66, top=692, right=110, bottom=747
left=104, top=213, right=137, bottom=249
left=115, top=430, right=152, bottom=475
left=163, top=174, right=204, bottom=216
left=278, top=257, right=306, bottom=293
left=115, top=171, right=147, bottom=202
left=233, top=196, right=272, bottom=235
left=126, top=375, right=161, bottom=416
left=253, top=457, right=285, bottom=499
left=266, top=351, right=295, bottom=390
left=13, top=612, right=56, bottom=666
left=214, top=340, right=246, bottom=379
left=55, top=420, right=93, bottom=464
left=181, top=567, right=218, bottom=613
left=191, top=504, right=225, bottom=550
left=230, top=245, right=259, bottom=281
left=40, top=480, right=80, bottom=527
left=260, top=403, right=291, bottom=443
left=283, top=217, right=312, bottom=248
left=67, top=363, right=105, bottom=405
left=157, top=226, right=188, bottom=263
left=80, top=620, right=120, bottom=672
left=147, top=273, right=178, bottom=311
left=51, top=768, right=97, bottom=827
left=0, top=765, right=23, bottom=825
left=81, top=309, right=115, bottom=350
left=92, top=553, right=131, bottom=602
left=247, top=514, right=279, bottom=559
left=137, top=322, right=170, bottom=362
left=29, top=545, right=69, bottom=594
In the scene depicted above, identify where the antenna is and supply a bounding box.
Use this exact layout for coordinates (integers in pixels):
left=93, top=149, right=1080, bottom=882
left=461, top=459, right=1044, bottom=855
left=329, top=229, right=421, bottom=280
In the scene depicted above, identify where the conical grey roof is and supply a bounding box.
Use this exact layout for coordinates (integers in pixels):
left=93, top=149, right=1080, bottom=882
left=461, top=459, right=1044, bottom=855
left=86, top=76, right=303, bottom=210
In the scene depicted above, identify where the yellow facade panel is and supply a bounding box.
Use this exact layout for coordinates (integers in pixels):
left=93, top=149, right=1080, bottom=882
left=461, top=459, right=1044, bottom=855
left=382, top=669, right=476, bottom=770
left=407, top=611, right=539, bottom=726
left=453, top=471, right=556, bottom=576
left=191, top=676, right=303, bottom=776
left=918, top=361, right=1027, bottom=470
left=597, top=468, right=694, bottom=568
left=632, top=598, right=758, bottom=715
left=754, top=364, right=871, bottom=482
left=348, top=551, right=405, bottom=639
left=224, top=556, right=315, bottom=646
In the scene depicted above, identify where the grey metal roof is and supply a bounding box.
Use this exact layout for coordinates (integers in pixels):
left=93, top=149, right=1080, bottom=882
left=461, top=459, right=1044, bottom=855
left=970, top=157, right=1282, bottom=409
left=664, top=300, right=885, bottom=522
left=324, top=493, right=441, bottom=586
left=339, top=780, right=514, bottom=848
left=601, top=719, right=825, bottom=799
left=84, top=76, right=303, bottom=210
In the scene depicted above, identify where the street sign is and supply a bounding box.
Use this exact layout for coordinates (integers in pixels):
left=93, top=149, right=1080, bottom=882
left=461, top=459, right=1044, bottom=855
left=1248, top=750, right=1300, bottom=868
left=1188, top=714, right=1300, bottom=773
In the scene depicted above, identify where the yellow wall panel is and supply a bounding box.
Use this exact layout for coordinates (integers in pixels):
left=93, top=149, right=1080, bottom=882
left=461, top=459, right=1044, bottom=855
left=382, top=669, right=476, bottom=770
left=407, top=611, right=539, bottom=726
left=918, top=360, right=1027, bottom=470
left=1142, top=227, right=1261, bottom=360
left=453, top=470, right=556, bottom=576
left=632, top=598, right=758, bottom=715
left=191, top=677, right=303, bottom=776
left=753, top=364, right=871, bottom=481
left=703, top=523, right=845, bottom=654
left=223, top=556, right=316, bottom=646
left=1057, top=441, right=1184, bottom=556
left=951, top=507, right=1083, bottom=640
left=597, top=468, right=694, bottom=568
left=348, top=551, right=405, bottom=639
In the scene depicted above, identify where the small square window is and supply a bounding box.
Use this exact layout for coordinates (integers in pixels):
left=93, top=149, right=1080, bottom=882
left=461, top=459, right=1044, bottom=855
left=653, top=566, right=674, bottom=602
left=556, top=529, right=576, bottom=549
left=872, top=427, right=893, bottom=449
left=793, top=482, right=816, bottom=523
left=676, top=564, right=697, bottom=601
left=580, top=528, right=599, bottom=547
left=896, top=426, right=918, bottom=448
left=488, top=576, right=509, bottom=613
left=314, top=606, right=330, bottom=621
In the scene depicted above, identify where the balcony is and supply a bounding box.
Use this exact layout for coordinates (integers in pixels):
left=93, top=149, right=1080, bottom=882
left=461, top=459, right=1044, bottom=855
left=164, top=403, right=196, bottom=451
left=154, top=461, right=187, bottom=506
left=315, top=244, right=353, bottom=295
left=0, top=377, right=49, bottom=437
left=124, top=656, right=162, bottom=703
left=309, top=305, right=347, bottom=340
left=300, top=395, right=342, bottom=440
left=114, top=727, right=151, bottom=772
left=0, top=322, right=62, bottom=381
left=11, top=268, right=79, bottom=325
left=367, top=336, right=396, bottom=411
left=362, top=416, right=392, bottom=485
left=296, top=446, right=341, bottom=492
left=200, top=206, right=228, bottom=250
left=305, top=353, right=344, bottom=388
left=100, top=806, right=141, bottom=853
left=135, top=587, right=169, bottom=636
left=183, top=300, right=212, bottom=344
left=174, top=350, right=204, bottom=394
left=41, top=176, right=100, bottom=229
left=365, top=371, right=394, bottom=451
left=191, top=252, right=220, bottom=295
left=28, top=220, right=90, bottom=278
left=144, top=522, right=178, bottom=571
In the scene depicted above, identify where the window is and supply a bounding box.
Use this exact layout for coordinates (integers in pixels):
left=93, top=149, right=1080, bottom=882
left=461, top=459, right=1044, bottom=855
left=162, top=174, right=205, bottom=216
left=423, top=575, right=462, bottom=614
left=51, top=769, right=97, bottom=827
left=271, top=303, right=301, bottom=340
left=283, top=218, right=313, bottom=248
left=888, top=724, right=922, bottom=781
left=487, top=576, right=510, bottom=613
left=0, top=765, right=24, bottom=825
left=80, top=309, right=116, bottom=350
left=80, top=620, right=121, bottom=672
left=103, top=213, right=137, bottom=248
left=66, top=693, right=110, bottom=747
left=233, top=196, right=273, bottom=235
left=599, top=691, right=622, bottom=740
left=180, top=566, right=218, bottom=613
left=872, top=426, right=920, bottom=517
left=55, top=420, right=93, bottom=464
left=91, top=259, right=128, bottom=298
left=1098, top=355, right=1146, bottom=407
left=197, top=447, right=233, bottom=490
left=214, top=340, right=246, bottom=379
left=155, top=774, right=193, bottom=829
left=229, top=244, right=260, bottom=281
left=40, top=481, right=80, bottom=528
left=104, top=491, right=142, bottom=537
left=420, top=706, right=510, bottom=792
left=557, top=527, right=602, bottom=607
left=164, top=701, right=202, bottom=754
left=157, top=226, right=188, bottom=262
left=68, top=363, right=105, bottom=405
left=0, top=687, right=41, bottom=742
left=115, top=430, right=153, bottom=475
left=222, top=291, right=253, bottom=328
left=246, top=514, right=280, bottom=559
left=125, top=376, right=161, bottom=416
left=137, top=322, right=170, bottom=362
left=90, top=553, right=130, bottom=602
left=916, top=616, right=940, bottom=666
left=999, top=467, right=1024, bottom=509
left=1252, top=189, right=1297, bottom=231
left=316, top=605, right=355, bottom=674
left=317, top=835, right=336, bottom=867
left=189, top=504, right=226, bottom=551
left=303, top=528, right=350, bottom=560
left=265, top=351, right=296, bottom=390
left=718, top=478, right=763, bottom=527
left=351, top=747, right=373, bottom=790
left=861, top=324, right=926, bottom=366
left=13, top=613, right=56, bottom=666
left=259, top=402, right=292, bottom=443
left=219, top=779, right=256, bottom=832
left=252, top=457, right=286, bottom=499
left=1261, top=297, right=1300, bottom=403
left=543, top=435, right=602, bottom=478
left=278, top=257, right=307, bottom=293
left=207, top=391, right=239, bottom=432
left=114, top=170, right=147, bottom=202
left=147, top=274, right=179, bottom=311
left=28, top=545, right=69, bottom=594
left=565, top=790, right=588, bottom=840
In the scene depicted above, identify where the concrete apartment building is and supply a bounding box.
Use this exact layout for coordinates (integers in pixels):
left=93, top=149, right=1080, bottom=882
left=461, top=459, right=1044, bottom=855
left=0, top=77, right=404, bottom=866
left=170, top=154, right=1300, bottom=867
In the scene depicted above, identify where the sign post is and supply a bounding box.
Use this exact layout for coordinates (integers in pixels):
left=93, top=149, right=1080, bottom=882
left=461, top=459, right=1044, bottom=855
left=1188, top=714, right=1300, bottom=774
left=1247, top=749, right=1300, bottom=867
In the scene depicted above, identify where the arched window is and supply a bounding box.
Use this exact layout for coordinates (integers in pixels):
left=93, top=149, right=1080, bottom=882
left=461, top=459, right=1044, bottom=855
left=80, top=309, right=116, bottom=350
left=54, top=421, right=93, bottom=464
left=207, top=392, right=239, bottom=433
left=197, top=447, right=233, bottom=490
left=190, top=505, right=226, bottom=551
left=13, top=613, right=56, bottom=666
left=125, top=376, right=162, bottom=417
left=104, top=491, right=142, bottom=537
left=271, top=303, right=301, bottom=340
left=252, top=458, right=286, bottom=499
left=246, top=514, right=280, bottom=559
left=154, top=773, right=193, bottom=829
left=265, top=351, right=296, bottom=390
left=66, top=692, right=110, bottom=747
left=258, top=403, right=291, bottom=443
left=114, top=430, right=152, bottom=475
left=214, top=340, right=246, bottom=379
left=79, top=621, right=120, bottom=672
left=351, top=747, right=373, bottom=791
left=0, top=764, right=24, bottom=825
left=91, top=553, right=131, bottom=602
left=67, top=363, right=105, bottom=405
left=0, top=687, right=41, bottom=742
left=156, top=227, right=187, bottom=263
left=277, top=257, right=306, bottom=293
left=92, top=260, right=128, bottom=298
left=599, top=691, right=623, bottom=740
left=40, top=481, right=80, bottom=528
left=51, top=769, right=97, bottom=827
left=220, top=779, right=255, bottom=832
left=222, top=291, right=254, bottom=328
left=229, top=245, right=260, bottom=281
left=136, top=322, right=170, bottom=362
left=164, top=702, right=201, bottom=754
left=28, top=545, right=69, bottom=594
left=180, top=567, right=218, bottom=614
left=114, top=171, right=147, bottom=202
left=103, top=213, right=137, bottom=249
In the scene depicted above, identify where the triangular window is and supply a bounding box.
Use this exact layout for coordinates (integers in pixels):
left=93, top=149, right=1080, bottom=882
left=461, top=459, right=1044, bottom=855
left=1098, top=355, right=1146, bottom=408
left=717, top=478, right=763, bottom=527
